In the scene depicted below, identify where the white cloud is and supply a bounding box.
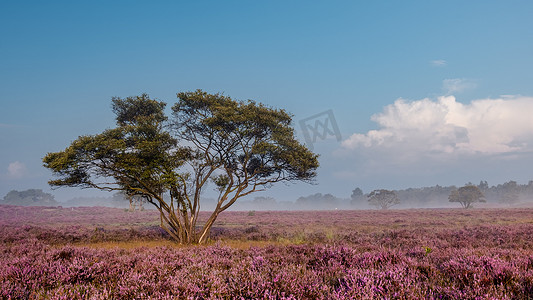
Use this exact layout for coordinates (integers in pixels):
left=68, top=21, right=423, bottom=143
left=342, top=95, right=533, bottom=159
left=7, top=161, right=27, bottom=179
left=431, top=59, right=447, bottom=67
left=442, top=78, right=477, bottom=94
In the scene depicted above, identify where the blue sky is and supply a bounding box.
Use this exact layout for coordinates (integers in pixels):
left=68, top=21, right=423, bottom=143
left=1, top=1, right=533, bottom=202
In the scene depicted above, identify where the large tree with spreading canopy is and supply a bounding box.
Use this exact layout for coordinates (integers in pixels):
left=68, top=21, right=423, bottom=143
left=43, top=90, right=319, bottom=244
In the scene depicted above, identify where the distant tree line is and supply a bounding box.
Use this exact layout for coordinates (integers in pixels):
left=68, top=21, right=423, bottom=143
left=477, top=180, right=533, bottom=205
left=4, top=180, right=532, bottom=210
left=0, top=189, right=142, bottom=209
left=1, top=189, right=58, bottom=206
left=350, top=180, right=533, bottom=209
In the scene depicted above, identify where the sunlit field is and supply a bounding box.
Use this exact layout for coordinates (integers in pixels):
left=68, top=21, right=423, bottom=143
left=2, top=205, right=533, bottom=299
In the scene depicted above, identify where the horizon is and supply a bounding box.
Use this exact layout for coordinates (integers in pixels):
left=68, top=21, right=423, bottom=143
left=3, top=178, right=532, bottom=211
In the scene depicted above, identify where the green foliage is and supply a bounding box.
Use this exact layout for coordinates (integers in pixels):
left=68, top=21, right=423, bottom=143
left=448, top=185, right=486, bottom=209
left=172, top=90, right=319, bottom=183
left=43, top=90, right=319, bottom=244
left=211, top=175, right=229, bottom=193
left=112, top=93, right=167, bottom=126
left=43, top=95, right=185, bottom=198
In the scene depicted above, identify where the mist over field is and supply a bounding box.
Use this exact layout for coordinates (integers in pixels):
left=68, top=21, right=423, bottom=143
left=5, top=179, right=533, bottom=211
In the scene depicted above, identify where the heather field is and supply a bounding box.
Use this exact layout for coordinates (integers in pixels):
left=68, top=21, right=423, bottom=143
left=1, top=205, right=533, bottom=299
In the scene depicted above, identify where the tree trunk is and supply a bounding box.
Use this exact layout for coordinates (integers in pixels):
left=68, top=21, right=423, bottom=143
left=128, top=196, right=134, bottom=212
left=197, top=212, right=218, bottom=244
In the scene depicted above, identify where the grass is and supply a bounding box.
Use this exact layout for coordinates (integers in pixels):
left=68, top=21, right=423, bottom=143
left=76, top=236, right=322, bottom=250
left=74, top=240, right=180, bottom=249
left=74, top=239, right=299, bottom=251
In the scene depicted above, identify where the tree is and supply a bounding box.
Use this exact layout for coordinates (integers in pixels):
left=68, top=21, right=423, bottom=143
left=448, top=185, right=485, bottom=209
left=43, top=91, right=319, bottom=244
left=2, top=189, right=58, bottom=206
left=367, top=189, right=400, bottom=210
left=112, top=192, right=145, bottom=211
left=296, top=193, right=341, bottom=209
left=351, top=187, right=363, bottom=199
left=350, top=187, right=364, bottom=206
left=499, top=180, right=519, bottom=206
left=478, top=180, right=489, bottom=191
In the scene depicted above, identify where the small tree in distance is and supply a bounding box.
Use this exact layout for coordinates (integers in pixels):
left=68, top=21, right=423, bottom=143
left=351, top=187, right=363, bottom=200
left=448, top=185, right=485, bottom=209
left=368, top=189, right=400, bottom=210
left=350, top=187, right=365, bottom=206
left=113, top=192, right=145, bottom=211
